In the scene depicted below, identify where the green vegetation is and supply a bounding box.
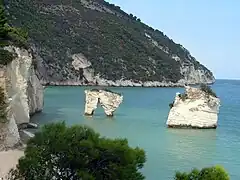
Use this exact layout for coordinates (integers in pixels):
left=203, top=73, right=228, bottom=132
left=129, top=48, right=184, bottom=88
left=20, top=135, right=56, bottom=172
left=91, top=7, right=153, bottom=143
left=5, top=122, right=230, bottom=180
left=175, top=165, right=230, bottom=180
left=200, top=84, right=217, bottom=98
left=0, top=48, right=15, bottom=65
left=169, top=102, right=174, bottom=109
left=0, top=1, right=28, bottom=65
left=9, top=122, right=146, bottom=180
left=178, top=93, right=188, bottom=101
left=6, top=0, right=213, bottom=82
left=0, top=86, right=8, bottom=123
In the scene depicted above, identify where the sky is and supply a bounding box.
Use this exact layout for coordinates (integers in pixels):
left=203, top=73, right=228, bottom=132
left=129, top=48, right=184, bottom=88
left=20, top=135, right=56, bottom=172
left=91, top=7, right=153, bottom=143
left=106, top=0, right=240, bottom=80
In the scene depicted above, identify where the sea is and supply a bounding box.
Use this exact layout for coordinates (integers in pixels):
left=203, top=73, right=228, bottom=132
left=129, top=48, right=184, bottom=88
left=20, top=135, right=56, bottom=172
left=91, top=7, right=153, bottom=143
left=31, top=79, right=240, bottom=180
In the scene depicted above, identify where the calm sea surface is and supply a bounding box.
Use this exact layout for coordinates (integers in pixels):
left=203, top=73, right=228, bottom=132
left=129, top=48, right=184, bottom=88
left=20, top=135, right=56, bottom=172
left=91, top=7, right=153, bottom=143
left=31, top=80, right=240, bottom=180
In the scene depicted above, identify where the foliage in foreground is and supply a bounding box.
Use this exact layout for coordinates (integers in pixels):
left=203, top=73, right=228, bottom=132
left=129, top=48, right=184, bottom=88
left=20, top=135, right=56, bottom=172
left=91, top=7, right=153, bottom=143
left=9, top=122, right=146, bottom=180
left=5, top=122, right=231, bottom=180
left=175, top=165, right=230, bottom=180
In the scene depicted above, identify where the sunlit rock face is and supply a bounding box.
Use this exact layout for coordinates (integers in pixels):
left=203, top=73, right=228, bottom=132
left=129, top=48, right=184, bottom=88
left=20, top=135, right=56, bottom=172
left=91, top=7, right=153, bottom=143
left=167, top=86, right=220, bottom=129
left=0, top=46, right=44, bottom=150
left=84, top=89, right=123, bottom=116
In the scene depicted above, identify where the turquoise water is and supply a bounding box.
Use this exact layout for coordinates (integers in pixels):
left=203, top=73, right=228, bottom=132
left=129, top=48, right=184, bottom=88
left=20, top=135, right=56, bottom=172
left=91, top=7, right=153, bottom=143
left=31, top=80, right=240, bottom=180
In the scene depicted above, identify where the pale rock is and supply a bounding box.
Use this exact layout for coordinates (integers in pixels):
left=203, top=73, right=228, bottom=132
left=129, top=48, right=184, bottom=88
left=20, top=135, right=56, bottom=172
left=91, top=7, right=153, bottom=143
left=83, top=68, right=96, bottom=84
left=98, top=90, right=123, bottom=116
left=84, top=89, right=123, bottom=116
left=166, top=86, right=220, bottom=128
left=0, top=46, right=44, bottom=150
left=18, top=122, right=38, bottom=129
left=27, top=67, right=44, bottom=115
left=84, top=90, right=99, bottom=116
left=21, top=130, right=35, bottom=138
left=72, top=53, right=91, bottom=70
left=5, top=46, right=32, bottom=124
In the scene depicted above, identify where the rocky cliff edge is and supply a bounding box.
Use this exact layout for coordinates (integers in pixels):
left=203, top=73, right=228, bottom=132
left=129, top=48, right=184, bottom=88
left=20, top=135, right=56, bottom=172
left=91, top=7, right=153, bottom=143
left=0, top=46, right=44, bottom=150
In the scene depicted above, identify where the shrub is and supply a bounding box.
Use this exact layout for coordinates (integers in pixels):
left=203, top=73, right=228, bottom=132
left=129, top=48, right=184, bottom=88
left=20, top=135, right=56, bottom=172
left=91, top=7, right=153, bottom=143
left=10, top=122, right=146, bottom=180
left=0, top=49, right=15, bottom=65
left=175, top=165, right=230, bottom=180
left=178, top=93, right=188, bottom=101
left=0, top=86, right=8, bottom=123
left=169, top=102, right=174, bottom=108
left=200, top=84, right=217, bottom=98
left=0, top=3, right=28, bottom=48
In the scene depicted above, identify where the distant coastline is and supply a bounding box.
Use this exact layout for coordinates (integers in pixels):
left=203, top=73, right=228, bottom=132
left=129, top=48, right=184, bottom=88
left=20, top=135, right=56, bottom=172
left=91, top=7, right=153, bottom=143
left=41, top=80, right=215, bottom=88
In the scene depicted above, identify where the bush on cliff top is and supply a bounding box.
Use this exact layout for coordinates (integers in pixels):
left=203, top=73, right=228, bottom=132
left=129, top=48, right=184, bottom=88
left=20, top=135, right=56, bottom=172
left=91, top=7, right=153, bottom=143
left=175, top=165, right=230, bottom=180
left=200, top=84, right=217, bottom=98
left=9, top=122, right=146, bottom=180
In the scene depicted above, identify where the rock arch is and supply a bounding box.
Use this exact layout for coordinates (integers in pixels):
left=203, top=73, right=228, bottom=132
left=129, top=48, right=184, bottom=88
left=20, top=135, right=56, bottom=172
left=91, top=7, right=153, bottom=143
left=84, top=89, right=123, bottom=116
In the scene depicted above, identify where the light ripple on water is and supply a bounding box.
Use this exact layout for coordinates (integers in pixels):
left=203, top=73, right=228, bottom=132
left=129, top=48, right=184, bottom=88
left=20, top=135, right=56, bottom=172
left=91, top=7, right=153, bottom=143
left=31, top=80, right=240, bottom=180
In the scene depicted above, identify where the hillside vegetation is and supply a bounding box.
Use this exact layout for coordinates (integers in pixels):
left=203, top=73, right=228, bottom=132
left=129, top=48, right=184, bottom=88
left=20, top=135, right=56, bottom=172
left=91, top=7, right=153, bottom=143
left=0, top=0, right=27, bottom=65
left=6, top=0, right=214, bottom=84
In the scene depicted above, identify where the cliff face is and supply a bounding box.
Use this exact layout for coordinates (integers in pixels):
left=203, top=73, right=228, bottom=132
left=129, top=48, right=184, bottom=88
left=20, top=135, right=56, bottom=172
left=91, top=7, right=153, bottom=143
left=7, top=0, right=215, bottom=87
left=0, top=46, right=44, bottom=150
left=166, top=86, right=220, bottom=128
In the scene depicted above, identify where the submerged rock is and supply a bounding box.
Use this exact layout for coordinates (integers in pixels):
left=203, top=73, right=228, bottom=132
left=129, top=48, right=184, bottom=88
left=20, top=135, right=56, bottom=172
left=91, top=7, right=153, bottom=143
left=166, top=85, right=220, bottom=129
left=18, top=122, right=38, bottom=130
left=84, top=89, right=123, bottom=116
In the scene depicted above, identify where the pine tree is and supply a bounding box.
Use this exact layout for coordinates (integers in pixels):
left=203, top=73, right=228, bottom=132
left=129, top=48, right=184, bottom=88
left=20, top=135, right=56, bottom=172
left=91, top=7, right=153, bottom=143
left=0, top=5, right=8, bottom=38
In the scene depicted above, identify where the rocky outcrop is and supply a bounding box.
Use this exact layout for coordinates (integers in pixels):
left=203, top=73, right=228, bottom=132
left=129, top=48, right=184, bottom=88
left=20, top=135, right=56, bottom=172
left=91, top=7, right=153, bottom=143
left=84, top=89, right=99, bottom=116
left=38, top=53, right=214, bottom=87
left=0, top=46, right=44, bottom=150
left=166, top=86, right=220, bottom=129
left=84, top=89, right=123, bottom=116
left=27, top=67, right=44, bottom=115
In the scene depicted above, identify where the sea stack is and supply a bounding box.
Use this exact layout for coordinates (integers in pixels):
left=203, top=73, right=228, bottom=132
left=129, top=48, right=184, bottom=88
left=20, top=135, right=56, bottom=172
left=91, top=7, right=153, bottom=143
left=84, top=89, right=123, bottom=116
left=166, top=85, right=220, bottom=129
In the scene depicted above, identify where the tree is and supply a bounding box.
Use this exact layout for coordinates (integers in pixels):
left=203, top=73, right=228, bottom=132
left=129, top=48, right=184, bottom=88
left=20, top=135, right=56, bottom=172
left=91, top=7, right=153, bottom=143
left=0, top=5, right=8, bottom=38
left=175, top=165, right=230, bottom=180
left=10, top=122, right=146, bottom=180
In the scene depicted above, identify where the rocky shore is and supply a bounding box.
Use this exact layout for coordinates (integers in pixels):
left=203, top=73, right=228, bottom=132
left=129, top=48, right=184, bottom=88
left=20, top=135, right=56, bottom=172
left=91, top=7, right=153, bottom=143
left=41, top=79, right=215, bottom=87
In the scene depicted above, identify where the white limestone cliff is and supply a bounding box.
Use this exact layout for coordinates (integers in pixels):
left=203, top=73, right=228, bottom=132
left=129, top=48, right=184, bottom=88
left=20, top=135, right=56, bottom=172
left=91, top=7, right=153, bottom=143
left=0, top=46, right=44, bottom=150
left=84, top=89, right=123, bottom=116
left=166, top=86, right=220, bottom=129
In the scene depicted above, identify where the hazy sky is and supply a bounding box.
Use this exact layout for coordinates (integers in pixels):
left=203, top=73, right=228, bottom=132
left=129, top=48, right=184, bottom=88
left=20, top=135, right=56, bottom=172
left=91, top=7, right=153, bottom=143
left=106, top=0, right=240, bottom=80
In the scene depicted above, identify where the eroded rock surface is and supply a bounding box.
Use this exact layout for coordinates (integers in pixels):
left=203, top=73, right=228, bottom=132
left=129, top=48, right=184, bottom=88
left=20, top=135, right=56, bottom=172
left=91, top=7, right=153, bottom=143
left=84, top=89, right=123, bottom=116
left=166, top=86, right=220, bottom=129
left=0, top=46, right=44, bottom=150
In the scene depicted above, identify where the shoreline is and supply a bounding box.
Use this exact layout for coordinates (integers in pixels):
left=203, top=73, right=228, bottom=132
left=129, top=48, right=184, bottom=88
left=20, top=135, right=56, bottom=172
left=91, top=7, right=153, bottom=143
left=41, top=81, right=215, bottom=88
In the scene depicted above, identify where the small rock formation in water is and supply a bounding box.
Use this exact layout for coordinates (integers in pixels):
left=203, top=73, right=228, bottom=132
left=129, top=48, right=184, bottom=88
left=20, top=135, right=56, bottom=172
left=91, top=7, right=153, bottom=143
left=166, top=85, right=220, bottom=129
left=84, top=89, right=123, bottom=116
